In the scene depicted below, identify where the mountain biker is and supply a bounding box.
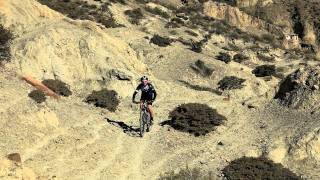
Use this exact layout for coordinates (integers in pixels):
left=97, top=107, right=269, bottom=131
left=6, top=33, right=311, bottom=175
left=132, top=76, right=157, bottom=125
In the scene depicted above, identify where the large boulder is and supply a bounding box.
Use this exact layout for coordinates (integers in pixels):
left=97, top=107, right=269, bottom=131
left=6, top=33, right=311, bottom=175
left=274, top=67, right=320, bottom=108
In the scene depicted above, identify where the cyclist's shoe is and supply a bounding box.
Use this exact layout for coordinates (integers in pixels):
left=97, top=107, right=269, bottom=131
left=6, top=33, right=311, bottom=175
left=146, top=127, right=150, bottom=132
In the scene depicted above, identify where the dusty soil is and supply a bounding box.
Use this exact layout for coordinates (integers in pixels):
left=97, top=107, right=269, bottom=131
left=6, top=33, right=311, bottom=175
left=0, top=0, right=320, bottom=179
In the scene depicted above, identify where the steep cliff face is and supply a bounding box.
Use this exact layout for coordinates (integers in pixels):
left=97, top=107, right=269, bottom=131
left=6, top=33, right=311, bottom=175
left=236, top=0, right=273, bottom=7
left=203, top=1, right=282, bottom=36
left=235, top=0, right=320, bottom=47
left=1, top=0, right=147, bottom=92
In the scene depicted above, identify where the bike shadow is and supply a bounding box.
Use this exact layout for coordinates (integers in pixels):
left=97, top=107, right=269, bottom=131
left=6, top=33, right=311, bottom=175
left=106, top=118, right=141, bottom=137
left=159, top=119, right=172, bottom=126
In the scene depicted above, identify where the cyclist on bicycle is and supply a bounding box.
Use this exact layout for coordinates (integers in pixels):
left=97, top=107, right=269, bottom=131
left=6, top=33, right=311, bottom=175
left=132, top=76, right=157, bottom=124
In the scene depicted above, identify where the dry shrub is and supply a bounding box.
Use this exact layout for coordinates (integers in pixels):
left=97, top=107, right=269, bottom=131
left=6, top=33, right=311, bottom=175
left=42, top=79, right=72, bottom=97
left=218, top=76, right=246, bottom=90
left=223, top=157, right=301, bottom=180
left=28, top=90, right=46, bottom=103
left=85, top=89, right=120, bottom=112
left=168, top=103, right=226, bottom=136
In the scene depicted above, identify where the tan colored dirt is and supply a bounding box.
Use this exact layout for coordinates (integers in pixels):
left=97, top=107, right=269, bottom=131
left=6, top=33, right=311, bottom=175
left=1, top=0, right=320, bottom=179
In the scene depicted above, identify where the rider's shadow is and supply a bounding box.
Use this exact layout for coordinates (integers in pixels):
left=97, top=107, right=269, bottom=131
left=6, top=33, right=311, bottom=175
left=106, top=118, right=141, bottom=137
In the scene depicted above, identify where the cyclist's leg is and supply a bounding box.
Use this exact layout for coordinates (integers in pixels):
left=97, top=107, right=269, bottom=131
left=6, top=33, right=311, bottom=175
left=140, top=100, right=144, bottom=109
left=147, top=103, right=154, bottom=121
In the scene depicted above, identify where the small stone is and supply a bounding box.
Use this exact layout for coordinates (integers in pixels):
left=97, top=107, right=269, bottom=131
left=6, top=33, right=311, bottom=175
left=109, top=69, right=132, bottom=81
left=7, top=153, right=21, bottom=163
left=313, top=85, right=319, bottom=90
left=218, top=141, right=224, bottom=146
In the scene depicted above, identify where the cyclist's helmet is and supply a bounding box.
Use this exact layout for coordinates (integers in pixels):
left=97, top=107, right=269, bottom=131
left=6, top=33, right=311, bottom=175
left=140, top=75, right=149, bottom=82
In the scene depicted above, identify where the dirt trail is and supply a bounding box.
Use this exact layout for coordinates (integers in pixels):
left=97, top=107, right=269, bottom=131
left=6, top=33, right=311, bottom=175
left=2, top=0, right=320, bottom=179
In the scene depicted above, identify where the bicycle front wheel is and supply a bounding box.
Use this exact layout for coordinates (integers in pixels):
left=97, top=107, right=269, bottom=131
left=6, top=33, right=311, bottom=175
left=140, top=111, right=145, bottom=137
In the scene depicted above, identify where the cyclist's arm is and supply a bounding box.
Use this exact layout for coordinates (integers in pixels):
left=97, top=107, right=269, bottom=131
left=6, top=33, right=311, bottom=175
left=151, top=86, right=157, bottom=101
left=132, top=84, right=141, bottom=102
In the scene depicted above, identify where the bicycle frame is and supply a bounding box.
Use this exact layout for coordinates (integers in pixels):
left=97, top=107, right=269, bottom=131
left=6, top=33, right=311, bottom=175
left=140, top=101, right=151, bottom=137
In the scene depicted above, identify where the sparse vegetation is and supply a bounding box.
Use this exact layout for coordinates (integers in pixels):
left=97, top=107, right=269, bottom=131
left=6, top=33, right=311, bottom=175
left=85, top=89, right=120, bottom=112
left=190, top=41, right=203, bottom=53
left=28, top=90, right=46, bottom=103
left=185, top=29, right=198, bottom=37
left=159, top=166, right=215, bottom=180
left=233, top=53, right=249, bottom=63
left=42, top=79, right=72, bottom=97
left=218, top=76, right=246, bottom=90
left=0, top=25, right=13, bottom=63
left=216, top=52, right=231, bottom=64
left=150, top=34, right=173, bottom=47
left=252, top=65, right=276, bottom=77
left=260, top=33, right=277, bottom=45
left=37, top=0, right=123, bottom=28
left=167, top=103, right=226, bottom=136
left=257, top=53, right=275, bottom=62
left=223, top=157, right=301, bottom=180
left=145, top=6, right=170, bottom=19
left=190, top=60, right=214, bottom=77
left=124, top=8, right=144, bottom=25
left=179, top=80, right=222, bottom=95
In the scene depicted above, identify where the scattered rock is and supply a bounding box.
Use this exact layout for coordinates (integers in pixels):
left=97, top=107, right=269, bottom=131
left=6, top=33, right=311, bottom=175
left=109, top=69, right=132, bottom=81
left=7, top=153, right=21, bottom=163
left=274, top=67, right=320, bottom=108
left=222, top=157, right=301, bottom=180
left=252, top=65, right=276, bottom=77
left=85, top=89, right=120, bottom=112
left=28, top=90, right=46, bottom=103
left=289, top=127, right=320, bottom=162
left=42, top=79, right=72, bottom=97
left=218, top=76, right=246, bottom=90
left=168, top=103, right=226, bottom=136
left=190, top=60, right=214, bottom=77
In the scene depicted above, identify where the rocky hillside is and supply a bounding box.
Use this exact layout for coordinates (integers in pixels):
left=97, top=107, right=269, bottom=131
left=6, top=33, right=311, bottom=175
left=1, top=0, right=320, bottom=179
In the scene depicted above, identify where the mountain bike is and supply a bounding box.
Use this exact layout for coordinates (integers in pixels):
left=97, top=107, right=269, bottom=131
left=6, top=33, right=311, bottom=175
left=139, top=101, right=151, bottom=137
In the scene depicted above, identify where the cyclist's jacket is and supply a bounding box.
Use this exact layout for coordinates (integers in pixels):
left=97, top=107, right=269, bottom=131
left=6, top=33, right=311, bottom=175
left=132, top=83, right=157, bottom=101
